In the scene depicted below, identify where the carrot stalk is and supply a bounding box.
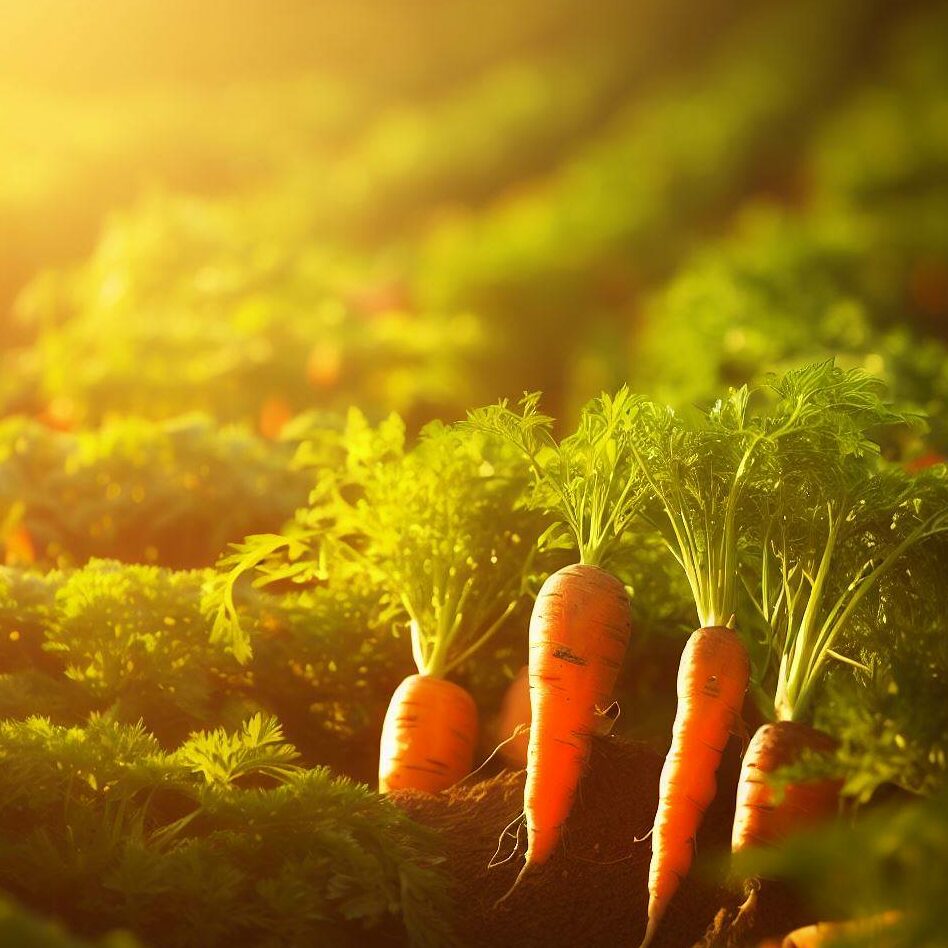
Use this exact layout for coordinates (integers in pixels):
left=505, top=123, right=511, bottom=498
left=640, top=624, right=749, bottom=947
left=378, top=674, right=479, bottom=794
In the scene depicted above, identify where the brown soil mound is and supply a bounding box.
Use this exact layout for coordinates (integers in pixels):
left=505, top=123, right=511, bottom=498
left=393, top=736, right=754, bottom=948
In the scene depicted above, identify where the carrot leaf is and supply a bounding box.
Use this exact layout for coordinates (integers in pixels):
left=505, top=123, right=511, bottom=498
left=467, top=387, right=649, bottom=569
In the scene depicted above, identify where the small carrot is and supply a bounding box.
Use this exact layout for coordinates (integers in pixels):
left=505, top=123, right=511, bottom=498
left=780, top=911, right=901, bottom=948
left=516, top=564, right=632, bottom=877
left=731, top=721, right=841, bottom=853
left=379, top=674, right=478, bottom=794
left=641, top=625, right=749, bottom=947
left=496, top=664, right=531, bottom=768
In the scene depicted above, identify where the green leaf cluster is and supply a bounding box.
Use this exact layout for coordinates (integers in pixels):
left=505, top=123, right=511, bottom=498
left=0, top=714, right=452, bottom=948
left=735, top=787, right=948, bottom=947
left=0, top=560, right=409, bottom=773
left=209, top=410, right=544, bottom=678
left=468, top=387, right=647, bottom=569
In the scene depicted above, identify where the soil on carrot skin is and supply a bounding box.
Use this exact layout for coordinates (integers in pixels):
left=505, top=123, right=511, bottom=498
left=392, top=736, right=784, bottom=948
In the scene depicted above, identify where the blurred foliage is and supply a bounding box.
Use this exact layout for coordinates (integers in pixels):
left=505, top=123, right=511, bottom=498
left=631, top=205, right=948, bottom=448
left=0, top=416, right=311, bottom=569
left=736, top=789, right=948, bottom=947
left=2, top=0, right=909, bottom=428
left=0, top=894, right=137, bottom=948
left=0, top=560, right=413, bottom=778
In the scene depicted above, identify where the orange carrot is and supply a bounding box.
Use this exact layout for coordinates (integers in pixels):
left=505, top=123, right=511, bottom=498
left=731, top=721, right=841, bottom=853
left=780, top=911, right=901, bottom=947
left=496, top=664, right=531, bottom=768
left=502, top=563, right=631, bottom=891
left=378, top=673, right=478, bottom=794
left=641, top=625, right=749, bottom=947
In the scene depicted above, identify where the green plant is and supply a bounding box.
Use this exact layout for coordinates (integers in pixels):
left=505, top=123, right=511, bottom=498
left=0, top=715, right=453, bottom=947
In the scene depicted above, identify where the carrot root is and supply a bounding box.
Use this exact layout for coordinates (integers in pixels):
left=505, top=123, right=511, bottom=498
left=643, top=625, right=750, bottom=943
left=732, top=721, right=841, bottom=853
left=488, top=812, right=525, bottom=869
left=493, top=859, right=532, bottom=909
left=459, top=724, right=531, bottom=789
left=520, top=563, right=632, bottom=871
left=378, top=674, right=478, bottom=794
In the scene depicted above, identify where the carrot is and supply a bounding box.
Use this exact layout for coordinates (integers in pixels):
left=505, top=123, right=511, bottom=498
left=496, top=664, right=531, bottom=768
left=640, top=624, right=749, bottom=947
left=780, top=911, right=901, bottom=947
left=731, top=721, right=841, bottom=853
left=468, top=389, right=645, bottom=893
left=501, top=563, right=631, bottom=890
left=904, top=450, right=946, bottom=474
left=378, top=673, right=479, bottom=794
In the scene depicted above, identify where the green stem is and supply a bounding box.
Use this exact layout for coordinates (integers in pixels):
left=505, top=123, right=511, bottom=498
left=440, top=599, right=520, bottom=677
left=778, top=504, right=840, bottom=720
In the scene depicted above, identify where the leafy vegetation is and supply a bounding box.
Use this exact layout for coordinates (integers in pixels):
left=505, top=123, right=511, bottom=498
left=2, top=1, right=948, bottom=942
left=0, top=558, right=411, bottom=774
left=207, top=411, right=543, bottom=683
left=736, top=788, right=948, bottom=947
left=0, top=416, right=311, bottom=568
left=468, top=388, right=648, bottom=569
left=0, top=715, right=452, bottom=947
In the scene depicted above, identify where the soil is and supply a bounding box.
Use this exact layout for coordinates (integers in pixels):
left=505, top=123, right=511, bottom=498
left=392, top=735, right=809, bottom=948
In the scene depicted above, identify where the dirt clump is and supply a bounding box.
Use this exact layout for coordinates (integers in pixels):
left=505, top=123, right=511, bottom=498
left=393, top=736, right=748, bottom=948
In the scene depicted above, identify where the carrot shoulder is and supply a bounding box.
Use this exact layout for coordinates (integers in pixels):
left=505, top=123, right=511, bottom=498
left=642, top=625, right=749, bottom=947
left=378, top=674, right=478, bottom=794
left=519, top=563, right=632, bottom=872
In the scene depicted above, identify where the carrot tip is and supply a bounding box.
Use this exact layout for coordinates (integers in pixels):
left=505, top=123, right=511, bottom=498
left=735, top=881, right=758, bottom=922
left=493, top=860, right=531, bottom=910
left=637, top=916, right=660, bottom=948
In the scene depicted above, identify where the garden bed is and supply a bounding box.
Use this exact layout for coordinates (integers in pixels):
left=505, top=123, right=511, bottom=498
left=395, top=737, right=809, bottom=947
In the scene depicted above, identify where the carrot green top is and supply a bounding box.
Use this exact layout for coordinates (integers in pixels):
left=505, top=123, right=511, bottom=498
left=207, top=410, right=543, bottom=677
left=467, top=387, right=649, bottom=571
left=627, top=361, right=917, bottom=635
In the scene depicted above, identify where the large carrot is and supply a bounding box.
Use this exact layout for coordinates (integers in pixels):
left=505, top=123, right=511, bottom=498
left=732, top=721, right=840, bottom=853
left=732, top=375, right=948, bottom=863
left=468, top=389, right=647, bottom=891
left=641, top=625, right=749, bottom=947
left=518, top=564, right=632, bottom=872
left=379, top=674, right=479, bottom=793
left=208, top=416, right=541, bottom=795
left=356, top=424, right=540, bottom=796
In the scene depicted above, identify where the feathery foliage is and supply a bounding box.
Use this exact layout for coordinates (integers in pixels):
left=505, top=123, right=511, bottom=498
left=467, top=388, right=648, bottom=569
left=0, top=715, right=453, bottom=947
